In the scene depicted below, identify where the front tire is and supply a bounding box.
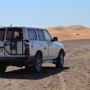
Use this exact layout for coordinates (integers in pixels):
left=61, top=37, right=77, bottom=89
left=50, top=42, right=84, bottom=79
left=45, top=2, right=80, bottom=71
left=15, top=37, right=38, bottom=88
left=55, top=51, right=64, bottom=68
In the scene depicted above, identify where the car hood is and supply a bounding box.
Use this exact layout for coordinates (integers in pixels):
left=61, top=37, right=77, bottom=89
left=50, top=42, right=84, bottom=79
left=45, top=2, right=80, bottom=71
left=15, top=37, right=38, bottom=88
left=52, top=41, right=64, bottom=48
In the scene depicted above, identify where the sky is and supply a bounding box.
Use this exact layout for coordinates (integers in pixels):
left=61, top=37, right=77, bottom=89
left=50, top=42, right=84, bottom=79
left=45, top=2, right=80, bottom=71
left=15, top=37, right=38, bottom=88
left=0, top=0, right=90, bottom=28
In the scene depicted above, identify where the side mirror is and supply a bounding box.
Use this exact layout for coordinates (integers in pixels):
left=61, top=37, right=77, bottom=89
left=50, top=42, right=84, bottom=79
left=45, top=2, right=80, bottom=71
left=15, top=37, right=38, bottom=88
left=52, top=37, right=58, bottom=41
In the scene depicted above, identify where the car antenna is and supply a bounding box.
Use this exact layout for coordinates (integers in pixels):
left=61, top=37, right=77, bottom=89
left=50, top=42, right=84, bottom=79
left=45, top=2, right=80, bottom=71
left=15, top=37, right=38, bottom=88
left=10, top=24, right=12, bottom=27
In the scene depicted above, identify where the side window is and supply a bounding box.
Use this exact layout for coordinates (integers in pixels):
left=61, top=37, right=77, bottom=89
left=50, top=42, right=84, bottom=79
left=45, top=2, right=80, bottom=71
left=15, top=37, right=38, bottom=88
left=28, top=29, right=37, bottom=40
left=0, top=29, right=5, bottom=41
left=44, top=30, right=52, bottom=41
left=37, top=30, right=45, bottom=41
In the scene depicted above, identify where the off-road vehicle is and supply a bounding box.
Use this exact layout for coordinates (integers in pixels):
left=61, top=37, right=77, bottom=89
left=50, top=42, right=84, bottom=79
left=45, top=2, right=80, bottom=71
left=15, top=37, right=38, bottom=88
left=0, top=27, right=65, bottom=72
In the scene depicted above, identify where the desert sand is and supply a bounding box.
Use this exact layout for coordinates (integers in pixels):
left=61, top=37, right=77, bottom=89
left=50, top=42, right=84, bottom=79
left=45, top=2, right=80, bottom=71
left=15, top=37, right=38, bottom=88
left=47, top=25, right=90, bottom=41
left=0, top=25, right=90, bottom=90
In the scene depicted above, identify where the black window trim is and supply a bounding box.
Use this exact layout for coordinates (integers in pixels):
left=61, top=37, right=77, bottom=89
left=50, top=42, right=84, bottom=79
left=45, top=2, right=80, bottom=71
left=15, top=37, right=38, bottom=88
left=37, top=29, right=45, bottom=41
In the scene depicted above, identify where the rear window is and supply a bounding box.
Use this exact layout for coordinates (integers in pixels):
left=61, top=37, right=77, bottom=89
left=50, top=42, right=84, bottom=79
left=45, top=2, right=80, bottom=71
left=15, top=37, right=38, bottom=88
left=6, top=28, right=23, bottom=41
left=6, top=30, right=13, bottom=40
left=0, top=28, right=5, bottom=41
left=28, top=29, right=37, bottom=40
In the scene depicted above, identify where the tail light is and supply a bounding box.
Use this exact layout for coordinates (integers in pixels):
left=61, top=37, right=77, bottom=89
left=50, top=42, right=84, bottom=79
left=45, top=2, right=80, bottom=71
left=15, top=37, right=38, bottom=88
left=24, top=44, right=29, bottom=55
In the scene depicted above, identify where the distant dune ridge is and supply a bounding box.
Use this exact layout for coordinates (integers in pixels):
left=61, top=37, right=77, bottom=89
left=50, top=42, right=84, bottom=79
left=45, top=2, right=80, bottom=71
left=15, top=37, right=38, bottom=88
left=0, top=25, right=90, bottom=41
left=46, top=25, right=90, bottom=41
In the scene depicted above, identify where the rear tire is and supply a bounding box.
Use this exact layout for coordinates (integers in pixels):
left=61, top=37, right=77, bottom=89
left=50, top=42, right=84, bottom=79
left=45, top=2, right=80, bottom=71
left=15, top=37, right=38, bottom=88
left=55, top=51, right=64, bottom=68
left=0, top=64, right=7, bottom=73
left=25, top=53, right=42, bottom=73
left=34, top=53, right=42, bottom=72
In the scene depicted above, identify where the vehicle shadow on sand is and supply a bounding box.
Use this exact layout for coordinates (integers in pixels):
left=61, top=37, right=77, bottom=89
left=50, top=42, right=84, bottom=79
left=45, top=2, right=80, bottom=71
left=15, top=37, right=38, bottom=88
left=0, top=66, right=70, bottom=80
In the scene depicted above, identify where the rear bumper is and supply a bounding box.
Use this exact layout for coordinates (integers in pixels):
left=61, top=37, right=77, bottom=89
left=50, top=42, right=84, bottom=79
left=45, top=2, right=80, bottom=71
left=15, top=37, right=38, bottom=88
left=0, top=56, right=35, bottom=63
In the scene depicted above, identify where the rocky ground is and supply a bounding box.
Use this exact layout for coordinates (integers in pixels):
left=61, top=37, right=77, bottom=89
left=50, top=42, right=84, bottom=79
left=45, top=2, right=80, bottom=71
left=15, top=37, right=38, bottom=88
left=0, top=39, right=90, bottom=90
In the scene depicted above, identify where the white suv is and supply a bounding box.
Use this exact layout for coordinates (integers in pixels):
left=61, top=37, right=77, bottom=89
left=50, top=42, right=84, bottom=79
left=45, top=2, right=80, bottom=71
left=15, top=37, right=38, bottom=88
left=0, top=27, right=65, bottom=72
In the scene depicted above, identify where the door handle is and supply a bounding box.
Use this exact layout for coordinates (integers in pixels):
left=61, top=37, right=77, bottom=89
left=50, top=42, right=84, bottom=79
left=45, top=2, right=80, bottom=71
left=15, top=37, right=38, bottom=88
left=44, top=47, right=47, bottom=50
left=44, top=46, right=48, bottom=50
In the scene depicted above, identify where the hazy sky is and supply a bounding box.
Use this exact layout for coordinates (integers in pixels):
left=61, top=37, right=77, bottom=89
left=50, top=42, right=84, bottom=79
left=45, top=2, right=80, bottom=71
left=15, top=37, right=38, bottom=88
left=0, top=0, right=90, bottom=28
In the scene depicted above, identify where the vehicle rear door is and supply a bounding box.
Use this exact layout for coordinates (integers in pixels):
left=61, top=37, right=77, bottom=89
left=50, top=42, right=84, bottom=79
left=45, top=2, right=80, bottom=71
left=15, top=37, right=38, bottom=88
left=4, top=28, right=24, bottom=57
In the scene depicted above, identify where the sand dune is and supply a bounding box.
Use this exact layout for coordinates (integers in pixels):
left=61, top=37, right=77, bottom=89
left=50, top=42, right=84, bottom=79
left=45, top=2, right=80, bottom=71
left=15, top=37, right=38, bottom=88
left=67, top=25, right=88, bottom=30
left=46, top=25, right=90, bottom=41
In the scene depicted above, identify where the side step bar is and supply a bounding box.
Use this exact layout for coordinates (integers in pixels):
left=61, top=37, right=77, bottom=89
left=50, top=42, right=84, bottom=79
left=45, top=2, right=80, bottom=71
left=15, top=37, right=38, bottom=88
left=43, top=59, right=57, bottom=63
